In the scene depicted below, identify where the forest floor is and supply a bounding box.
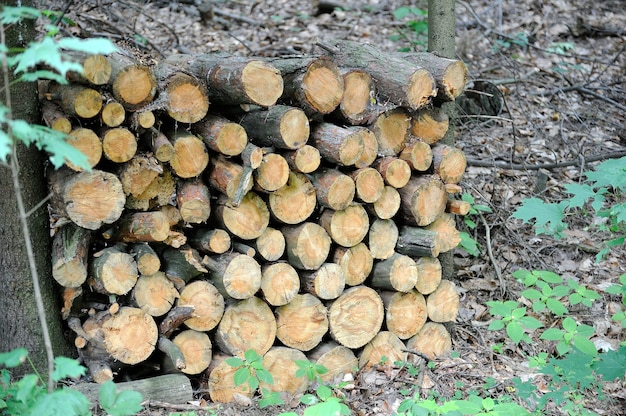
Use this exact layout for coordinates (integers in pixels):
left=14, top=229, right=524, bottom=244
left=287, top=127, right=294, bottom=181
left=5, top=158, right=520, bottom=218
left=34, top=0, right=626, bottom=415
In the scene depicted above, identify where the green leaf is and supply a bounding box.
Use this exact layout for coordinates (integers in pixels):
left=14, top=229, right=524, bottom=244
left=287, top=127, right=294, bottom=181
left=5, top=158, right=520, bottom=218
left=517, top=315, right=543, bottom=329
left=488, top=320, right=505, bottom=331
left=592, top=346, right=626, bottom=381
left=563, top=183, right=596, bottom=208
left=562, top=317, right=577, bottom=332
left=225, top=357, right=244, bottom=367
left=521, top=288, right=542, bottom=300
left=316, top=384, right=332, bottom=401
left=12, top=37, right=83, bottom=79
left=98, top=380, right=117, bottom=410
left=487, top=300, right=518, bottom=317
left=256, top=369, right=274, bottom=385
left=244, top=349, right=261, bottom=363
left=536, top=270, right=563, bottom=284
left=512, top=197, right=567, bottom=237
left=0, top=6, right=40, bottom=24
left=458, top=231, right=480, bottom=256
left=573, top=337, right=598, bottom=356
left=393, top=7, right=412, bottom=19
left=233, top=367, right=250, bottom=387
left=0, top=348, right=28, bottom=368
left=541, top=328, right=564, bottom=341
left=300, top=393, right=318, bottom=405
left=52, top=356, right=86, bottom=381
left=586, top=156, right=626, bottom=190
left=16, top=374, right=40, bottom=403
left=29, top=387, right=91, bottom=416
left=57, top=37, right=118, bottom=55
left=546, top=298, right=569, bottom=316
left=248, top=376, right=259, bottom=391
left=506, top=321, right=524, bottom=344
left=101, top=389, right=143, bottom=416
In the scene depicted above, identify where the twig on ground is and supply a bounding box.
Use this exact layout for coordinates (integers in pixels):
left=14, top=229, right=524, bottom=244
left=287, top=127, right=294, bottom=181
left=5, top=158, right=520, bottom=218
left=465, top=150, right=626, bottom=170
left=478, top=212, right=504, bottom=297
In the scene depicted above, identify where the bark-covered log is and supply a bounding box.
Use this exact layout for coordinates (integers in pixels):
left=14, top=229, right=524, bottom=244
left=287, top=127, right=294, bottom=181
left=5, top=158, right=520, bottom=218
left=268, top=171, right=317, bottom=225
left=333, top=68, right=375, bottom=125
left=259, top=261, right=300, bottom=306
left=41, top=100, right=71, bottom=133
left=176, top=178, right=212, bottom=224
left=177, top=280, right=225, bottom=331
left=348, top=167, right=385, bottom=203
left=237, top=105, right=310, bottom=150
left=399, top=52, right=468, bottom=102
left=309, top=122, right=365, bottom=167
left=100, top=100, right=125, bottom=128
left=308, top=341, right=358, bottom=383
left=153, top=62, right=209, bottom=123
left=400, top=137, right=433, bottom=172
left=101, top=307, right=158, bottom=365
left=397, top=174, right=447, bottom=227
left=431, top=143, right=467, bottom=184
left=319, top=204, right=369, bottom=248
left=372, top=157, right=411, bottom=189
left=414, top=256, right=442, bottom=295
left=370, top=252, right=418, bottom=292
left=405, top=322, right=452, bottom=360
left=426, top=279, right=460, bottom=323
left=47, top=83, right=103, bottom=119
left=108, top=51, right=157, bottom=110
left=259, top=347, right=310, bottom=401
left=253, top=227, right=286, bottom=262
left=191, top=114, right=248, bottom=156
left=88, top=245, right=138, bottom=295
left=300, top=262, right=345, bottom=300
left=187, top=228, right=232, bottom=255
left=370, top=107, right=411, bottom=157
left=332, top=242, right=373, bottom=287
left=309, top=168, right=356, bottom=211
left=396, top=226, right=440, bottom=258
left=101, top=127, right=137, bottom=163
left=132, top=272, right=179, bottom=317
left=254, top=152, right=290, bottom=192
left=166, top=129, right=209, bottom=179
left=369, top=185, right=401, bottom=220
left=66, top=127, right=103, bottom=171
left=282, top=222, right=332, bottom=270
left=424, top=212, right=461, bottom=253
left=283, top=144, right=321, bottom=174
left=128, top=243, right=161, bottom=281
left=213, top=192, right=270, bottom=240
left=368, top=218, right=399, bottom=260
left=381, top=290, right=427, bottom=340
left=204, top=252, right=262, bottom=300
left=172, top=329, right=213, bottom=375
left=51, top=223, right=92, bottom=288
left=411, top=106, right=449, bottom=145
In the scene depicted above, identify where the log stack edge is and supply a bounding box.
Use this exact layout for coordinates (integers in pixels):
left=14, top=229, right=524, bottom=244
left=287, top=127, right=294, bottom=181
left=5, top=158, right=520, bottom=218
left=43, top=39, right=469, bottom=402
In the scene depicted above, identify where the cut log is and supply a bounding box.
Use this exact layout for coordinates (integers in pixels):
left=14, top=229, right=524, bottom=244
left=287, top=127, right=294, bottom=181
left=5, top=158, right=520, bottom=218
left=283, top=144, right=321, bottom=174
left=381, top=290, right=427, bottom=340
left=405, top=322, right=452, bottom=360
left=309, top=123, right=365, bottom=166
left=446, top=198, right=471, bottom=216
left=231, top=241, right=256, bottom=257
left=372, top=157, right=411, bottom=189
left=130, top=166, right=176, bottom=209
left=431, top=143, right=467, bottom=184
left=300, top=262, right=345, bottom=300
left=370, top=252, right=418, bottom=293
left=253, top=227, right=286, bottom=262
left=309, top=168, right=355, bottom=211
left=358, top=331, right=407, bottom=369
left=51, top=223, right=92, bottom=288
left=177, top=280, right=225, bottom=331
left=205, top=155, right=252, bottom=201
left=101, top=127, right=137, bottom=163
left=66, top=127, right=102, bottom=171
left=61, top=286, right=83, bottom=320
left=268, top=171, right=317, bottom=225
left=254, top=152, right=290, bottom=192
left=41, top=100, right=71, bottom=133
left=282, top=222, right=332, bottom=270
left=322, top=39, right=437, bottom=110
left=108, top=211, right=171, bottom=243
left=410, top=107, right=449, bottom=145
left=267, top=56, right=344, bottom=115
left=424, top=212, right=461, bottom=253
left=369, top=185, right=401, bottom=220
left=191, top=114, right=248, bottom=156
left=109, top=51, right=157, bottom=110
left=400, top=52, right=468, bottom=101
left=259, top=261, right=300, bottom=306
left=146, top=128, right=175, bottom=163
left=129, top=243, right=161, bottom=276
left=426, top=279, right=460, bottom=323
left=161, top=245, right=207, bottom=286
left=308, top=341, right=358, bottom=383
left=332, top=242, right=373, bottom=286
left=368, top=218, right=399, bottom=260
left=204, top=252, right=262, bottom=300
left=47, top=83, right=103, bottom=119
left=72, top=373, right=192, bottom=405
left=353, top=127, right=379, bottom=168
left=334, top=68, right=375, bottom=125
left=396, top=226, right=439, bottom=258
left=319, top=204, right=369, bottom=248
left=348, top=167, right=385, bottom=203
left=132, top=110, right=156, bottom=131
left=397, top=174, right=447, bottom=227
left=208, top=353, right=254, bottom=404
left=399, top=138, right=433, bottom=172
left=177, top=178, right=212, bottom=224
left=158, top=336, right=186, bottom=371
left=65, top=52, right=112, bottom=86
left=49, top=168, right=125, bottom=230
left=370, top=107, right=411, bottom=157
left=118, top=154, right=163, bottom=197
left=154, top=62, right=209, bottom=123
left=237, top=105, right=310, bottom=150
left=167, top=129, right=209, bottom=179
left=328, top=286, right=384, bottom=349
left=259, top=347, right=309, bottom=401
left=275, top=293, right=329, bottom=351
left=172, top=329, right=213, bottom=375
left=165, top=54, right=284, bottom=107
left=101, top=307, right=158, bottom=365
left=414, top=256, right=442, bottom=295
left=100, top=100, right=125, bottom=127
left=188, top=228, right=231, bottom=255
left=132, top=271, right=179, bottom=317
left=215, top=297, right=276, bottom=357
left=89, top=245, right=138, bottom=295
left=213, top=192, right=270, bottom=240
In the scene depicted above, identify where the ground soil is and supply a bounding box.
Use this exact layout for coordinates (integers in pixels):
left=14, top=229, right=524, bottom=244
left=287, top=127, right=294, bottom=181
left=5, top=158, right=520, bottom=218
left=34, top=0, right=625, bottom=414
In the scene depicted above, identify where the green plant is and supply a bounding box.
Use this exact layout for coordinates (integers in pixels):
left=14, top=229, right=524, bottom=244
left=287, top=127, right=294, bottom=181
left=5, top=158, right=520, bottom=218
left=458, top=193, right=493, bottom=256
left=225, top=350, right=283, bottom=409
left=513, top=156, right=626, bottom=261
left=0, top=348, right=143, bottom=416
left=485, top=300, right=543, bottom=344
left=606, top=274, right=626, bottom=330
left=390, top=6, right=428, bottom=51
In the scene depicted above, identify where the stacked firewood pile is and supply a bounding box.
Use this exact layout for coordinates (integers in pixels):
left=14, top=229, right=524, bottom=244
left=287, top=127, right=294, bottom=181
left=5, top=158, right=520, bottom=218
left=44, top=39, right=468, bottom=403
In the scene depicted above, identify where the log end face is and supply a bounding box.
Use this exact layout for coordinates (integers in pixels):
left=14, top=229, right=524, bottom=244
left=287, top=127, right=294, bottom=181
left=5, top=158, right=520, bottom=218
left=242, top=61, right=284, bottom=107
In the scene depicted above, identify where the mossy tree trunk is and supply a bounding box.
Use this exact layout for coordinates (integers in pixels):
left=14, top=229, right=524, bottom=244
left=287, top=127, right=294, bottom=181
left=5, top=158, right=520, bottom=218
left=0, top=0, right=74, bottom=378
left=428, top=0, right=457, bottom=281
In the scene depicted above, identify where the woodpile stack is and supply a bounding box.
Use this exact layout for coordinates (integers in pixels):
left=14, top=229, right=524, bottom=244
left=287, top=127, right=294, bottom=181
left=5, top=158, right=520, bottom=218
left=44, top=39, right=468, bottom=402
